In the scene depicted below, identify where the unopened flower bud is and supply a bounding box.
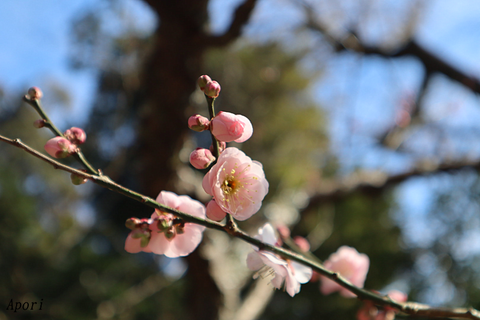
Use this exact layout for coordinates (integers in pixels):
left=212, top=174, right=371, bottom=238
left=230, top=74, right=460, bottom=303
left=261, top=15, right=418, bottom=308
left=293, top=236, right=310, bottom=252
left=277, top=224, right=291, bottom=239
left=189, top=148, right=215, bottom=169
left=206, top=200, right=226, bottom=221
left=44, top=136, right=76, bottom=158
left=64, top=127, right=86, bottom=145
left=188, top=114, right=210, bottom=132
left=156, top=215, right=173, bottom=232
left=204, top=80, right=221, bottom=98
left=210, top=111, right=253, bottom=143
left=33, top=119, right=46, bottom=128
left=197, top=75, right=212, bottom=90
left=71, top=171, right=88, bottom=185
left=125, top=217, right=141, bottom=230
left=27, top=87, right=43, bottom=100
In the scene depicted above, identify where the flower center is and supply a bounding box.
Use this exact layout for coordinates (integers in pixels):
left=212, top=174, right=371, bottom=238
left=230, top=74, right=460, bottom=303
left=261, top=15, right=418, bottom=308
left=221, top=170, right=242, bottom=195
left=253, top=265, right=275, bottom=280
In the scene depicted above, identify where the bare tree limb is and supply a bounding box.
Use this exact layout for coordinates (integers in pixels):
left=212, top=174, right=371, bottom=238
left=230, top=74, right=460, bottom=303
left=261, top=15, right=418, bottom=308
left=301, top=159, right=480, bottom=214
left=303, top=4, right=480, bottom=94
left=202, top=0, right=258, bottom=47
left=3, top=132, right=480, bottom=319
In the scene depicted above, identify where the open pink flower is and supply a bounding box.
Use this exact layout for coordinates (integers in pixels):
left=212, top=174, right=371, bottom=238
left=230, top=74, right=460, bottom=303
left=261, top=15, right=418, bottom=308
left=320, top=246, right=370, bottom=298
left=124, top=191, right=206, bottom=258
left=202, top=147, right=268, bottom=221
left=210, top=111, right=253, bottom=143
left=148, top=191, right=206, bottom=258
left=44, top=136, right=76, bottom=158
left=246, top=223, right=312, bottom=297
left=125, top=218, right=153, bottom=254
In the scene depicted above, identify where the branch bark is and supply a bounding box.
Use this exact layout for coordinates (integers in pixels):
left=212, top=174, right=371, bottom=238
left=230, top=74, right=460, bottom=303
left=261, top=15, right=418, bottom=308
left=2, top=133, right=480, bottom=319
left=301, top=159, right=480, bottom=215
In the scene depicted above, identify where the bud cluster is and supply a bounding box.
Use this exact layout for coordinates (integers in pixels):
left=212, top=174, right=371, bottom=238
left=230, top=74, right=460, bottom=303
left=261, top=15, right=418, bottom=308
left=125, top=191, right=206, bottom=258
left=44, top=127, right=87, bottom=159
left=197, top=75, right=221, bottom=98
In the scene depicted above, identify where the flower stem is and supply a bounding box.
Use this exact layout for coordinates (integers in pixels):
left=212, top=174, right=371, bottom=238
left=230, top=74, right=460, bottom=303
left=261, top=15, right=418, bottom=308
left=1, top=133, right=479, bottom=319
left=23, top=96, right=98, bottom=175
left=206, top=95, right=220, bottom=159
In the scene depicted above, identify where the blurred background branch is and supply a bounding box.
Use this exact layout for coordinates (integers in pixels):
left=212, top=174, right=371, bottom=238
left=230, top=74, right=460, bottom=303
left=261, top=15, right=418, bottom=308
left=3, top=0, right=480, bottom=319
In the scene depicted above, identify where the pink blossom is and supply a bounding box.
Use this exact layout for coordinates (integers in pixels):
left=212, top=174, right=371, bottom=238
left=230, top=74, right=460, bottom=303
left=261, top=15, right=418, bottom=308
left=124, top=218, right=153, bottom=254
left=148, top=191, right=206, bottom=258
left=293, top=236, right=310, bottom=252
left=206, top=200, right=226, bottom=221
left=197, top=75, right=221, bottom=98
left=27, top=86, right=43, bottom=100
left=320, top=246, right=370, bottom=298
left=188, top=114, right=210, bottom=132
left=64, top=127, right=86, bottom=145
left=210, top=111, right=253, bottom=143
left=197, top=75, right=212, bottom=90
left=203, top=80, right=221, bottom=98
left=189, top=148, right=215, bottom=169
left=44, top=136, right=76, bottom=158
left=124, top=191, right=206, bottom=258
left=246, top=223, right=312, bottom=297
left=202, top=147, right=268, bottom=221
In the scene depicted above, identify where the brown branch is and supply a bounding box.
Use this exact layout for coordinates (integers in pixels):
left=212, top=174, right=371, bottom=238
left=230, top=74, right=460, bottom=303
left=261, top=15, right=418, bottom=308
left=3, top=133, right=480, bottom=319
left=303, top=5, right=480, bottom=94
left=302, top=159, right=480, bottom=213
left=202, top=0, right=258, bottom=47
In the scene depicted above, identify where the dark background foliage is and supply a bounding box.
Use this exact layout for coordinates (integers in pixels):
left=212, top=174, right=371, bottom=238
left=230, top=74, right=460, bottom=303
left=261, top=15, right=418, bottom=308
left=1, top=1, right=480, bottom=319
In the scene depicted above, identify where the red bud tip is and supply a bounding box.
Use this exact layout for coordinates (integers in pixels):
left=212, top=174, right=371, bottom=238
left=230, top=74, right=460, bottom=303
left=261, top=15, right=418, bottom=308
left=33, top=119, right=46, bottom=128
left=27, top=87, right=43, bottom=100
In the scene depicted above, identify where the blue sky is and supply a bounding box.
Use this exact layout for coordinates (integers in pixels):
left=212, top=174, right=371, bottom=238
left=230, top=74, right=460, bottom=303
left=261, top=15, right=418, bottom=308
left=3, top=0, right=480, bottom=305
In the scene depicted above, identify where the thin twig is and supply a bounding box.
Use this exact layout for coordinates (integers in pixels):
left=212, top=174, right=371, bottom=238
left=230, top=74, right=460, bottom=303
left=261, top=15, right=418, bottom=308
left=22, top=96, right=98, bottom=175
left=1, top=133, right=479, bottom=319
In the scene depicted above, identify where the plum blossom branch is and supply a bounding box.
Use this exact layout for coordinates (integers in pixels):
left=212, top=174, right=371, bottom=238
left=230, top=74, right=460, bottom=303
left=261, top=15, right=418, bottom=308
left=1, top=132, right=480, bottom=319
left=206, top=95, right=221, bottom=160
left=23, top=93, right=98, bottom=175
left=6, top=83, right=480, bottom=319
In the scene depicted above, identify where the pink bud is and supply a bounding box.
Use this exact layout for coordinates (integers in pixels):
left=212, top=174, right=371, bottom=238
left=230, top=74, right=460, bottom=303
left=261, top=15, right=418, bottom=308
left=188, top=114, right=210, bottom=132
left=197, top=75, right=212, bottom=90
left=64, top=127, right=86, bottom=145
left=293, top=236, right=310, bottom=252
left=203, top=80, right=221, bottom=98
left=320, top=246, right=370, bottom=298
left=211, top=111, right=253, bottom=143
left=33, top=119, right=45, bottom=128
left=44, top=136, right=76, bottom=158
left=189, top=148, right=215, bottom=169
left=27, top=87, right=43, bottom=100
left=206, top=200, right=227, bottom=221
left=125, top=217, right=141, bottom=230
left=276, top=224, right=291, bottom=239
